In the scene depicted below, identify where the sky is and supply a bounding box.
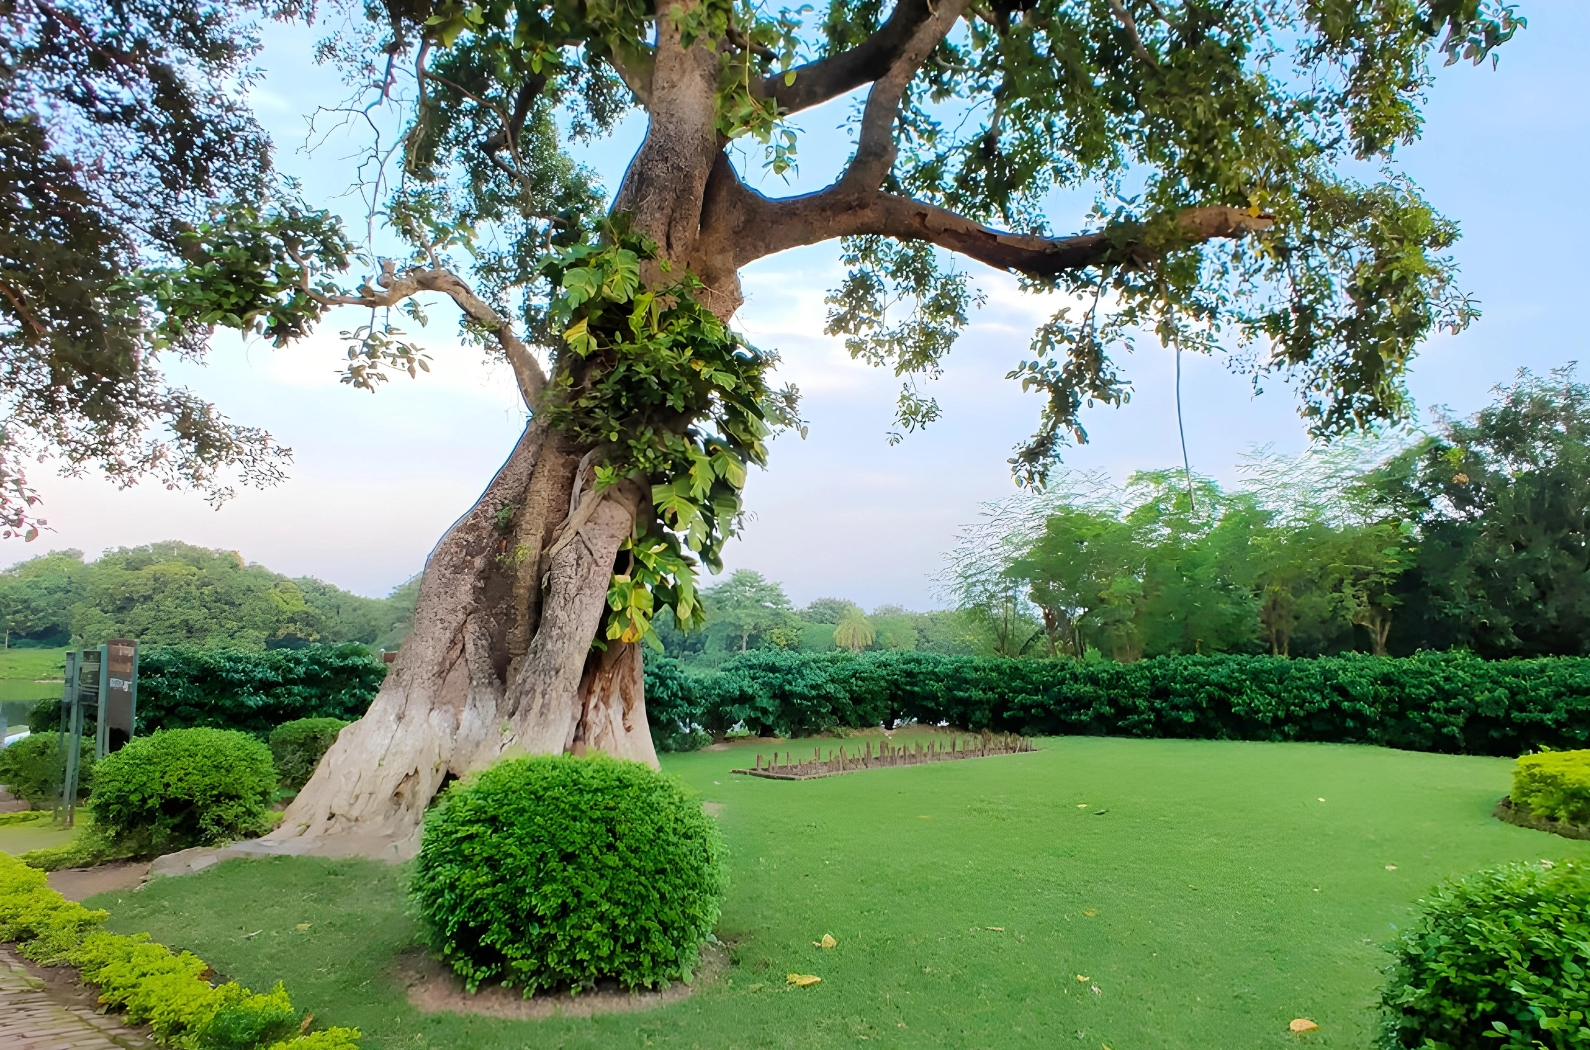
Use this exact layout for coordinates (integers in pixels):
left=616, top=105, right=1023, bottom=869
left=8, top=2, right=1588, bottom=610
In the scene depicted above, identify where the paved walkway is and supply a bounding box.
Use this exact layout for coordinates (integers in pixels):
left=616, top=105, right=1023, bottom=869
left=0, top=946, right=155, bottom=1050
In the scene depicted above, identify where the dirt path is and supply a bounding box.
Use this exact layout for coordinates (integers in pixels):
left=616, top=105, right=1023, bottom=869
left=0, top=946, right=156, bottom=1050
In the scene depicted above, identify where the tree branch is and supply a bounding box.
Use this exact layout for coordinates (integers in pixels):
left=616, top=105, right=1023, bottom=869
left=706, top=170, right=1273, bottom=277
left=310, top=263, right=547, bottom=409
left=843, top=0, right=976, bottom=190
left=754, top=0, right=941, bottom=116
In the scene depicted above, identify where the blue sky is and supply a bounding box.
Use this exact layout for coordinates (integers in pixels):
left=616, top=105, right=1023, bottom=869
left=7, top=1, right=1588, bottom=610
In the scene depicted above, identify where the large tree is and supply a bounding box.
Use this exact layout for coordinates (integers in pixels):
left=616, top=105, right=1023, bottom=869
left=4, top=0, right=1519, bottom=853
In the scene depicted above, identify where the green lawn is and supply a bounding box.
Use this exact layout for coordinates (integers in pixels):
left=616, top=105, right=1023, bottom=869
left=87, top=737, right=1586, bottom=1050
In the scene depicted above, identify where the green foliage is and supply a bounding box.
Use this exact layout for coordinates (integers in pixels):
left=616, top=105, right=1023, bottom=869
left=412, top=754, right=725, bottom=994
left=2, top=805, right=353, bottom=1050
left=1378, top=860, right=1590, bottom=1050
left=832, top=609, right=876, bottom=653
left=0, top=543, right=416, bottom=651
left=268, top=718, right=348, bottom=791
left=535, top=232, right=801, bottom=647
left=89, top=728, right=276, bottom=852
left=20, top=824, right=134, bottom=872
left=644, top=649, right=1590, bottom=756
left=1514, top=751, right=1590, bottom=827
left=0, top=731, right=93, bottom=808
left=1367, top=366, right=1590, bottom=657
left=137, top=645, right=385, bottom=736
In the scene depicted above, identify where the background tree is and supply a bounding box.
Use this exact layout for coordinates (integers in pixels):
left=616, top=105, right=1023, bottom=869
left=3, top=0, right=1520, bottom=851
left=832, top=608, right=876, bottom=652
left=700, top=570, right=800, bottom=652
left=1368, top=366, right=1590, bottom=656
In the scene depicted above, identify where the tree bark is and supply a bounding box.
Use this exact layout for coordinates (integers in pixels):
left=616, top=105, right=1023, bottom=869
left=265, top=422, right=659, bottom=860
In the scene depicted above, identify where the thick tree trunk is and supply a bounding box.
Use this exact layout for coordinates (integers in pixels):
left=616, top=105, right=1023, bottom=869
left=265, top=422, right=659, bottom=860
left=266, top=11, right=725, bottom=861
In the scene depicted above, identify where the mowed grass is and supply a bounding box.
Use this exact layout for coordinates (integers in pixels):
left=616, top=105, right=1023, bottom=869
left=88, top=737, right=1587, bottom=1050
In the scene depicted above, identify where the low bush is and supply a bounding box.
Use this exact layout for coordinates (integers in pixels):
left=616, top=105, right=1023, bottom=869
left=645, top=650, right=1590, bottom=756
left=1379, top=860, right=1590, bottom=1050
left=1513, top=750, right=1590, bottom=825
left=412, top=754, right=725, bottom=994
left=89, top=728, right=276, bottom=852
left=0, top=731, right=94, bottom=808
left=0, top=851, right=359, bottom=1050
left=268, top=717, right=348, bottom=790
left=137, top=644, right=385, bottom=736
left=0, top=809, right=49, bottom=826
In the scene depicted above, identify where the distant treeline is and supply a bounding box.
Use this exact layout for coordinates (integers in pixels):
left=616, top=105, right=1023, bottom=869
left=0, top=541, right=416, bottom=651
left=945, top=367, right=1590, bottom=662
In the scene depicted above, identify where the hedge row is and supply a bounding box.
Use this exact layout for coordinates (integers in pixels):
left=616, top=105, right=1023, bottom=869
left=644, top=650, right=1590, bottom=757
left=0, top=851, right=358, bottom=1050
left=134, top=644, right=385, bottom=736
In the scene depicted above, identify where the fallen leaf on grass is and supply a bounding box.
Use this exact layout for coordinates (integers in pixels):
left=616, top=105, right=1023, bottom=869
left=1077, top=804, right=1088, bottom=808
left=1290, top=1018, right=1319, bottom=1033
left=295, top=923, right=311, bottom=930
left=1076, top=975, right=1090, bottom=982
left=244, top=930, right=262, bottom=939
left=1385, top=865, right=1398, bottom=871
left=812, top=934, right=837, bottom=948
left=787, top=973, right=822, bottom=987
left=1083, top=909, right=1098, bottom=917
left=1091, top=985, right=1101, bottom=996
left=984, top=926, right=1005, bottom=932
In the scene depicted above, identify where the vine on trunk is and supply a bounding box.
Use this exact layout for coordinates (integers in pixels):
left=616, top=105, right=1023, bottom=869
left=537, top=230, right=803, bottom=647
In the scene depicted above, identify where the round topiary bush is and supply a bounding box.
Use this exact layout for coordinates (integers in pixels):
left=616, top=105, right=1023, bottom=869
left=0, top=732, right=94, bottom=808
left=1379, top=859, right=1590, bottom=1050
left=268, top=717, right=349, bottom=791
left=89, top=728, right=276, bottom=851
left=411, top=753, right=724, bottom=994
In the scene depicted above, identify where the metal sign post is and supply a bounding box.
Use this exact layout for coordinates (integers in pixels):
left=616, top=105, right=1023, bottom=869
left=53, top=651, right=79, bottom=825
left=99, top=639, right=138, bottom=757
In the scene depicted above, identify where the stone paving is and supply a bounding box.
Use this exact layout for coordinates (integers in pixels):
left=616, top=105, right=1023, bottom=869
left=0, top=946, right=155, bottom=1050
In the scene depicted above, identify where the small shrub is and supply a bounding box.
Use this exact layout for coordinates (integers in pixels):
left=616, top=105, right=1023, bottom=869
left=1513, top=750, right=1590, bottom=825
left=89, top=728, right=276, bottom=852
left=0, top=731, right=93, bottom=808
left=268, top=717, right=348, bottom=790
left=411, top=754, right=725, bottom=995
left=1379, top=859, right=1590, bottom=1050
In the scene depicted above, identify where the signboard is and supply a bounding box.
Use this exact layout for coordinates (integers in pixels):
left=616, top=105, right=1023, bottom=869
left=103, top=639, right=137, bottom=754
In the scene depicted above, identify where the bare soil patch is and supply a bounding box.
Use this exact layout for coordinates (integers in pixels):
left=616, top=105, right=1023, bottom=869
left=48, top=861, right=150, bottom=901
left=1494, top=795, right=1590, bottom=841
left=395, top=941, right=729, bottom=1019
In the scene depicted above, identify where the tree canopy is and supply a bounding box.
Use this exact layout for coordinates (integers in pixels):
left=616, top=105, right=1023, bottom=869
left=1, top=0, right=1522, bottom=645
left=0, top=542, right=416, bottom=650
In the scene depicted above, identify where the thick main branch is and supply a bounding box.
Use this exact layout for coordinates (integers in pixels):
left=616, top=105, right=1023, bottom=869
left=704, top=168, right=1273, bottom=276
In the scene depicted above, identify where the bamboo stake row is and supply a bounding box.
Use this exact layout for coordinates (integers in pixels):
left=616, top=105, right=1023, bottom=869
left=732, top=731, right=1036, bottom=781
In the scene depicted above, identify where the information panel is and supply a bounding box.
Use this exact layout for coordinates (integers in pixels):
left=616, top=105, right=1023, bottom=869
left=104, top=639, right=137, bottom=753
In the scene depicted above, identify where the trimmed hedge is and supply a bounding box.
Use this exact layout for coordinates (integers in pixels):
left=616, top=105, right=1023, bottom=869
left=1379, top=859, right=1590, bottom=1049
left=90, top=728, right=276, bottom=852
left=269, top=717, right=348, bottom=791
left=0, top=851, right=359, bottom=1050
left=645, top=650, right=1590, bottom=757
left=137, top=644, right=385, bottom=737
left=412, top=754, right=725, bottom=994
left=1514, top=750, right=1590, bottom=825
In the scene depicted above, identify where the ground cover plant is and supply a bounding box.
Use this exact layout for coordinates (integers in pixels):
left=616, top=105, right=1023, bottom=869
left=1379, top=859, right=1590, bottom=1050
left=646, top=650, right=1590, bottom=755
left=88, top=737, right=1589, bottom=1050
left=412, top=755, right=724, bottom=994
left=0, top=851, right=359, bottom=1050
